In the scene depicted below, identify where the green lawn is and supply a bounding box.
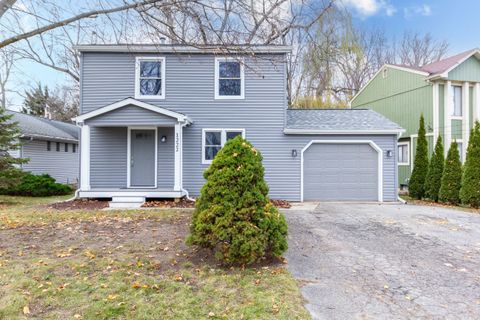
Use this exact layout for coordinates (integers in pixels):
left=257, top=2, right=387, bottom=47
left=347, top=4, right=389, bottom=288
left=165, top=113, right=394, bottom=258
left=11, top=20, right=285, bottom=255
left=0, top=195, right=309, bottom=319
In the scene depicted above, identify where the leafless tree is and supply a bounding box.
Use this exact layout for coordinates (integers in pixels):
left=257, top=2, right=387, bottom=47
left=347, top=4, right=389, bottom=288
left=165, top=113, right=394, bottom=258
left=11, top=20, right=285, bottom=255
left=396, top=31, right=449, bottom=67
left=0, top=47, right=17, bottom=108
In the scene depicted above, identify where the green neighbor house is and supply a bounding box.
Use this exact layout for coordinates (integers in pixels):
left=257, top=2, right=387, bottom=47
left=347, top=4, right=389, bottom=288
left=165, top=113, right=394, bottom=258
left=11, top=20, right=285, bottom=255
left=351, top=48, right=480, bottom=187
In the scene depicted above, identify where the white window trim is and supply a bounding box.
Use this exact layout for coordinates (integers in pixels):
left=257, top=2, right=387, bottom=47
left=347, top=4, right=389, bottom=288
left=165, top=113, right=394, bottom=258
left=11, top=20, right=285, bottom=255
left=451, top=84, right=463, bottom=117
left=202, top=128, right=246, bottom=164
left=135, top=57, right=166, bottom=100
left=214, top=57, right=245, bottom=100
left=127, top=126, right=158, bottom=188
left=455, top=139, right=464, bottom=163
left=397, top=142, right=410, bottom=166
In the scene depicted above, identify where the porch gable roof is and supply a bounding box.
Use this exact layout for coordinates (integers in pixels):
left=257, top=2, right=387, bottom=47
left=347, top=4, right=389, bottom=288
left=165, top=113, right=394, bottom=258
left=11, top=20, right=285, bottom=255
left=74, top=98, right=192, bottom=124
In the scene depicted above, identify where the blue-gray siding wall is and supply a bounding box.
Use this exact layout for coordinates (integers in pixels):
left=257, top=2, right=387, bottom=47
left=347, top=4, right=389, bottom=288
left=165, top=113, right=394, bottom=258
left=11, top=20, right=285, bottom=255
left=90, top=126, right=174, bottom=188
left=81, top=52, right=397, bottom=201
left=86, top=104, right=177, bottom=126
left=21, top=139, right=79, bottom=184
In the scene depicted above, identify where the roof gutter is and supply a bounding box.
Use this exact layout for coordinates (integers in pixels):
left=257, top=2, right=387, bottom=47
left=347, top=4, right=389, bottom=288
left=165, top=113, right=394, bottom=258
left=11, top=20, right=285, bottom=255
left=73, top=44, right=292, bottom=54
left=283, top=128, right=406, bottom=136
left=20, top=133, right=78, bottom=143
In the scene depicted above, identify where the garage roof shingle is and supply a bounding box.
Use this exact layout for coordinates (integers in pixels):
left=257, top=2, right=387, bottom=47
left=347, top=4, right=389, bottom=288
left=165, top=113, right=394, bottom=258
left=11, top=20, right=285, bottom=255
left=285, top=109, right=403, bottom=132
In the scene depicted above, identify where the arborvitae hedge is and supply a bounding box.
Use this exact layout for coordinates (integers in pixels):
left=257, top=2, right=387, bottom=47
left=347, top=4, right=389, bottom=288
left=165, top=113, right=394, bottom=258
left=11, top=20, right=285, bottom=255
left=424, top=136, right=444, bottom=202
left=187, top=136, right=288, bottom=265
left=409, top=114, right=429, bottom=199
left=439, top=141, right=463, bottom=205
left=460, top=122, right=480, bottom=207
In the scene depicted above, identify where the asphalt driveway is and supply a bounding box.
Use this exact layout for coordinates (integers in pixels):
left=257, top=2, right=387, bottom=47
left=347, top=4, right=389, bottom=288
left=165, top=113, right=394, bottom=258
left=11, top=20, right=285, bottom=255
left=283, top=202, right=480, bottom=320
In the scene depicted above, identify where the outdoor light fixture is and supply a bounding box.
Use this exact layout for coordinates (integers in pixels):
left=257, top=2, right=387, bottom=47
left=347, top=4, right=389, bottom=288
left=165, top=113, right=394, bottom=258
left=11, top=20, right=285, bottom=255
left=291, top=149, right=298, bottom=158
left=161, top=135, right=167, bottom=143
left=386, top=150, right=393, bottom=158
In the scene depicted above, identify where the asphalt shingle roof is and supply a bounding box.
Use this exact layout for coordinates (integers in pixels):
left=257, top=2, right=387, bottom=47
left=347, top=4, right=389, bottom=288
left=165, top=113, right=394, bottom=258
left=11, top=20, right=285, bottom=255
left=6, top=110, right=79, bottom=142
left=285, top=109, right=403, bottom=132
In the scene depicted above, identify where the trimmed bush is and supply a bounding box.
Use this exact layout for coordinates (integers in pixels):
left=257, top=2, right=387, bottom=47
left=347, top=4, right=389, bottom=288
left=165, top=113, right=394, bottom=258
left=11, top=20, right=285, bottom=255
left=424, top=136, right=444, bottom=202
left=460, top=122, right=480, bottom=207
left=187, top=136, right=288, bottom=265
left=409, top=114, right=429, bottom=199
left=439, top=141, right=462, bottom=205
left=0, top=173, right=72, bottom=197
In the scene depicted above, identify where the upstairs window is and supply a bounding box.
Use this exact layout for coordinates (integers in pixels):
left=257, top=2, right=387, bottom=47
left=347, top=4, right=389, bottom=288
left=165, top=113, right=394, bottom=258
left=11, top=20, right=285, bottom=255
left=202, top=129, right=245, bottom=164
left=451, top=85, right=462, bottom=116
left=65, top=143, right=69, bottom=152
left=47, top=141, right=51, bottom=151
left=72, top=144, right=76, bottom=153
left=215, top=58, right=244, bottom=99
left=56, top=142, right=60, bottom=152
left=135, top=57, right=165, bottom=99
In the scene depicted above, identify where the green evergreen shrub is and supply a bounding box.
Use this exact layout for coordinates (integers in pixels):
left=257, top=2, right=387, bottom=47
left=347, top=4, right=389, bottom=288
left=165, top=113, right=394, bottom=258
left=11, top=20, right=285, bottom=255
left=409, top=114, right=429, bottom=199
left=424, top=136, right=444, bottom=202
left=0, top=173, right=72, bottom=197
left=439, top=141, right=462, bottom=205
left=460, top=122, right=480, bottom=207
left=187, top=136, right=288, bottom=265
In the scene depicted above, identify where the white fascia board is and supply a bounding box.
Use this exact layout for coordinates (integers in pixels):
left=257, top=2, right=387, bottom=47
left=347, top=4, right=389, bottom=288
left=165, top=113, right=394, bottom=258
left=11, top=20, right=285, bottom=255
left=74, top=98, right=191, bottom=124
left=74, top=44, right=292, bottom=54
left=284, top=128, right=405, bottom=135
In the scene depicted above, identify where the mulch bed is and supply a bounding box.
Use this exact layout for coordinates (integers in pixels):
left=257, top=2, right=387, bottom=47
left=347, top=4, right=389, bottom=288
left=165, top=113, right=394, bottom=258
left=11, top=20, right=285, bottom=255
left=271, top=199, right=291, bottom=209
left=142, top=198, right=195, bottom=208
left=49, top=199, right=110, bottom=210
left=49, top=198, right=291, bottom=210
left=405, top=198, right=480, bottom=213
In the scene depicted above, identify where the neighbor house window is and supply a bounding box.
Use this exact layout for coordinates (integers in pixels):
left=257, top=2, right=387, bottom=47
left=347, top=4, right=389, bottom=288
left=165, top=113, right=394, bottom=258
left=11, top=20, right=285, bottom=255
left=135, top=57, right=165, bottom=99
left=47, top=141, right=51, bottom=151
left=202, top=129, right=245, bottom=163
left=398, top=142, right=409, bottom=165
left=72, top=144, right=76, bottom=153
left=451, top=85, right=462, bottom=116
left=65, top=143, right=68, bottom=152
left=56, top=142, right=60, bottom=152
left=215, top=58, right=244, bottom=99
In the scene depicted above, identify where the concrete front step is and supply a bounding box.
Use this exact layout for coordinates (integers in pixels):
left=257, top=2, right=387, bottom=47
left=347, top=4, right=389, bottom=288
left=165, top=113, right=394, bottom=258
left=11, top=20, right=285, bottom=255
left=111, top=196, right=146, bottom=203
left=109, top=196, right=146, bottom=209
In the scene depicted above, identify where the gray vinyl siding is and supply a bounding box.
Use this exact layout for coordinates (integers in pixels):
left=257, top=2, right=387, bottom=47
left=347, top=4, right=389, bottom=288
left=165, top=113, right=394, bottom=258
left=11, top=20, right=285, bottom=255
left=157, top=127, right=174, bottom=188
left=20, top=139, right=79, bottom=184
left=81, top=52, right=397, bottom=201
left=90, top=127, right=174, bottom=189
left=90, top=127, right=127, bottom=188
left=86, top=104, right=177, bottom=126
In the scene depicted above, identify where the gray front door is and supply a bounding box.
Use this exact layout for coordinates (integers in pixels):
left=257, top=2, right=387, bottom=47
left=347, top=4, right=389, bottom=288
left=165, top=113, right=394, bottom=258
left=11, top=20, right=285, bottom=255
left=130, top=129, right=156, bottom=187
left=303, top=143, right=378, bottom=201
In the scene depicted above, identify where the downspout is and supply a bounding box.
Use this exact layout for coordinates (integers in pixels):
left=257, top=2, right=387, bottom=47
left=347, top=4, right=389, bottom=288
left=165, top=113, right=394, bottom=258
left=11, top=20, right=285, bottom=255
left=180, top=121, right=195, bottom=202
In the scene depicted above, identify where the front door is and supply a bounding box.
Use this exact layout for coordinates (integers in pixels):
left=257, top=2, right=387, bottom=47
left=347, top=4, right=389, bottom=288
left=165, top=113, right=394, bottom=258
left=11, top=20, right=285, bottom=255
left=130, top=129, right=156, bottom=187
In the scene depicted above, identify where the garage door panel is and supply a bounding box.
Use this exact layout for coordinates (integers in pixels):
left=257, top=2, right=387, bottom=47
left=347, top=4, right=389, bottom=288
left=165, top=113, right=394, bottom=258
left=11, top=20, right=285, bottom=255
left=303, top=143, right=378, bottom=201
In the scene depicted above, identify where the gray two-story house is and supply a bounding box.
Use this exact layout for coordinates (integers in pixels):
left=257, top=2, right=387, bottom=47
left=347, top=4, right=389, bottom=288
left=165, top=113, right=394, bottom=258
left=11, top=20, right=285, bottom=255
left=74, top=44, right=403, bottom=207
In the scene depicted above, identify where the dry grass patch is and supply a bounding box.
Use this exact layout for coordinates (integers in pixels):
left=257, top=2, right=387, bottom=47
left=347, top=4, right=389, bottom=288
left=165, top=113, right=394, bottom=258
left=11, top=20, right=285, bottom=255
left=0, top=195, right=309, bottom=319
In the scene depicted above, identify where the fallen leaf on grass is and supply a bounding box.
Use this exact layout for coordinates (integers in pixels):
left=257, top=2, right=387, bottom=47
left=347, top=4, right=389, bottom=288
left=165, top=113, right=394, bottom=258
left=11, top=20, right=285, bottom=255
left=23, top=305, right=30, bottom=315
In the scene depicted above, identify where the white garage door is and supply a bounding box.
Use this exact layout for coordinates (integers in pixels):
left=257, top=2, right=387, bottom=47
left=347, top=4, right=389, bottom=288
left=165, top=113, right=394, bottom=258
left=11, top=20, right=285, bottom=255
left=303, top=143, right=379, bottom=201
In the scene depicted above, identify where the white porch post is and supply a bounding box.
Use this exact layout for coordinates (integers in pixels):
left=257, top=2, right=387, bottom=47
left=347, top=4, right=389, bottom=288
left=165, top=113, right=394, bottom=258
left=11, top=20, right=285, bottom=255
left=80, top=123, right=91, bottom=190
left=462, top=82, right=470, bottom=160
left=444, top=81, right=452, bottom=156
left=432, top=82, right=439, bottom=145
left=174, top=123, right=182, bottom=191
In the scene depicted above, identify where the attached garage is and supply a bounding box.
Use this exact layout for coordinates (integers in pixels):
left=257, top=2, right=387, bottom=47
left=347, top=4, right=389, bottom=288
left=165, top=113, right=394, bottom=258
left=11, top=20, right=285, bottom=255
left=302, top=141, right=381, bottom=201
left=284, top=109, right=404, bottom=202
